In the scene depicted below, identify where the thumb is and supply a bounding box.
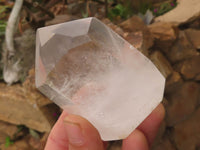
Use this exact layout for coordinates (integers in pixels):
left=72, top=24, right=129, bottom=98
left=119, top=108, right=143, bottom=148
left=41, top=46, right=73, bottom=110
left=64, top=114, right=105, bottom=150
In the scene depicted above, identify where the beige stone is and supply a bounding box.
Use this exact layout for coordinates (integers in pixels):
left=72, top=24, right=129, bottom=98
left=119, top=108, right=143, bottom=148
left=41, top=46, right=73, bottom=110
left=150, top=51, right=173, bottom=78
left=185, top=29, right=200, bottom=49
left=175, top=56, right=200, bottom=80
left=165, top=71, right=183, bottom=95
left=0, top=69, right=57, bottom=132
left=0, top=83, right=51, bottom=132
left=168, top=31, right=198, bottom=63
left=173, top=108, right=200, bottom=150
left=166, top=72, right=182, bottom=88
left=165, top=82, right=200, bottom=126
left=155, top=0, right=200, bottom=25
left=148, top=22, right=178, bottom=53
left=120, top=16, right=147, bottom=32
left=148, top=22, right=178, bottom=42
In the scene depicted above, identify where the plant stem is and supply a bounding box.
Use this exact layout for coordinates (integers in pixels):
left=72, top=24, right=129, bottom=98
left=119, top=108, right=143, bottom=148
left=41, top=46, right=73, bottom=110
left=5, top=0, right=23, bottom=57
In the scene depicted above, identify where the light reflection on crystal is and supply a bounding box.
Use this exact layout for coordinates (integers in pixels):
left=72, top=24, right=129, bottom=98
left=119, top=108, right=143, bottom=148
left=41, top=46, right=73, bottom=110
left=35, top=17, right=165, bottom=141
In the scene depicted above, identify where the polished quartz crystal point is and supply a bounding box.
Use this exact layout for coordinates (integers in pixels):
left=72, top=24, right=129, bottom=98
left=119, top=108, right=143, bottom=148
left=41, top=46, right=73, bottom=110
left=35, top=17, right=165, bottom=141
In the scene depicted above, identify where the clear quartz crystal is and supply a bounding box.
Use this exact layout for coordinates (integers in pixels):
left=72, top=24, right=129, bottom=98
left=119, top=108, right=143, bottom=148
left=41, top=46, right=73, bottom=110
left=35, top=17, right=165, bottom=141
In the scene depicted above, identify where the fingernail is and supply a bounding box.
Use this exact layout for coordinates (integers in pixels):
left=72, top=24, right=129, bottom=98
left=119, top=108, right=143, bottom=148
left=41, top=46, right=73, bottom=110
left=64, top=117, right=85, bottom=146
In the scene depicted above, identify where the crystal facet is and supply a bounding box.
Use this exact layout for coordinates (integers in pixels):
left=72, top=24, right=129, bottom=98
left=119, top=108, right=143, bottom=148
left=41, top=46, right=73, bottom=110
left=35, top=17, right=165, bottom=141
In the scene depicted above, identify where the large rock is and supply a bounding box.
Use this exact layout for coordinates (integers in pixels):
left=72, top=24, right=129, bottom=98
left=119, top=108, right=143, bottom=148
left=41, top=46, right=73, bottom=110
left=173, top=108, right=200, bottom=150
left=148, top=22, right=178, bottom=53
left=185, top=29, right=200, bottom=50
left=165, top=72, right=182, bottom=88
left=0, top=69, right=58, bottom=132
left=148, top=22, right=178, bottom=41
left=167, top=31, right=198, bottom=63
left=165, top=71, right=183, bottom=94
left=155, top=0, right=200, bottom=25
left=175, top=56, right=200, bottom=80
left=150, top=51, right=173, bottom=78
left=120, top=16, right=147, bottom=32
left=165, top=82, right=200, bottom=126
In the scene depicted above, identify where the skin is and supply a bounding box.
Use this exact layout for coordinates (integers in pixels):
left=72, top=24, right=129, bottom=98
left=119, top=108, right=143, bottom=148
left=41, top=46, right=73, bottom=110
left=45, top=103, right=165, bottom=150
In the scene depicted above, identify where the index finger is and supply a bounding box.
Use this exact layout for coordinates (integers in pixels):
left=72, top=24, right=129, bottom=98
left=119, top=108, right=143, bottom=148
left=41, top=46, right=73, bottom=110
left=45, top=111, right=69, bottom=150
left=122, top=103, right=165, bottom=150
left=137, top=103, right=165, bottom=145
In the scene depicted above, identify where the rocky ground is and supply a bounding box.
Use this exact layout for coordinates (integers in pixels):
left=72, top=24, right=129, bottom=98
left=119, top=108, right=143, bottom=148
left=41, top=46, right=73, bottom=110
left=0, top=0, right=200, bottom=149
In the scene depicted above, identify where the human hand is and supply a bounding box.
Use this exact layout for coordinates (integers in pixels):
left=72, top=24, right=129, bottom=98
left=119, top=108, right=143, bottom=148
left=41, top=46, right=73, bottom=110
left=44, top=103, right=165, bottom=150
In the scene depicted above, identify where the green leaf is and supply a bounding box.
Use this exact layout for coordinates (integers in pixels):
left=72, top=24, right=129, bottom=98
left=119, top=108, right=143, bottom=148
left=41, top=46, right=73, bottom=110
left=108, top=3, right=133, bottom=20
left=5, top=136, right=14, bottom=148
